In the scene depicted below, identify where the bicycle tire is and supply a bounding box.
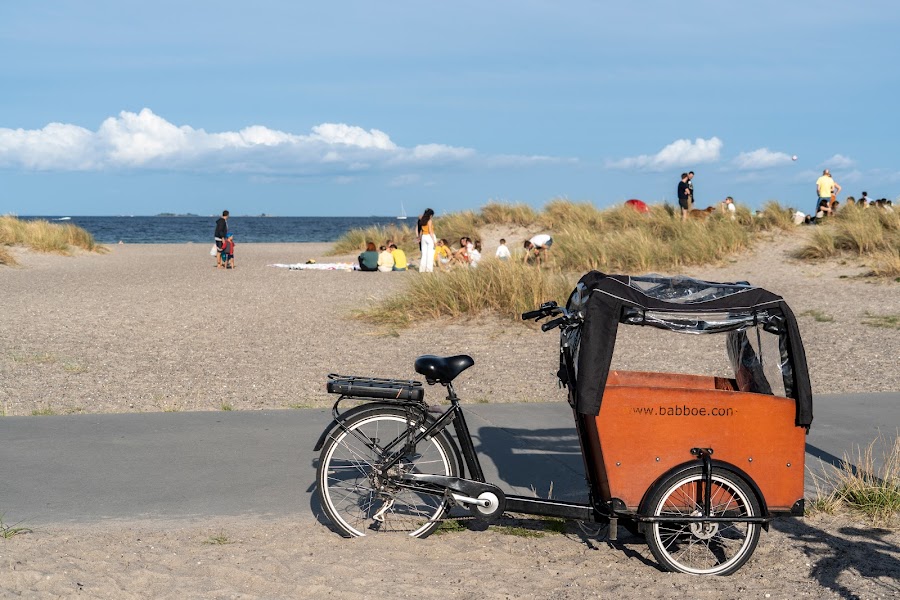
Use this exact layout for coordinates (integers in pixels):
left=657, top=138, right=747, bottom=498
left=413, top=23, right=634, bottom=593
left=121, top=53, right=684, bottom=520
left=644, top=465, right=761, bottom=575
left=316, top=406, right=459, bottom=538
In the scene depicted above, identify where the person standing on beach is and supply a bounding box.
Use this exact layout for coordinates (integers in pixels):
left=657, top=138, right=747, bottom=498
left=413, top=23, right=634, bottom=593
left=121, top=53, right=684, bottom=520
left=214, top=210, right=229, bottom=268
left=677, top=173, right=691, bottom=221
left=417, top=208, right=436, bottom=273
left=815, top=169, right=840, bottom=217
left=687, top=171, right=695, bottom=209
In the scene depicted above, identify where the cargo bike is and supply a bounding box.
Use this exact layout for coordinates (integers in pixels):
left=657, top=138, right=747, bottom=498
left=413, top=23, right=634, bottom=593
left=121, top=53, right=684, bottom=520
left=314, top=273, right=813, bottom=575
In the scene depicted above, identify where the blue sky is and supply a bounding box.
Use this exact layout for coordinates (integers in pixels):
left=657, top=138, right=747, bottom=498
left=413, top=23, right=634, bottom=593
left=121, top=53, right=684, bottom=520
left=2, top=1, right=898, bottom=216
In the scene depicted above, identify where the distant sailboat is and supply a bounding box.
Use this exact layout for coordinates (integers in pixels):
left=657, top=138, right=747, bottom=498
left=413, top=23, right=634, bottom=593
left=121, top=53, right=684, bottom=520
left=397, top=201, right=408, bottom=220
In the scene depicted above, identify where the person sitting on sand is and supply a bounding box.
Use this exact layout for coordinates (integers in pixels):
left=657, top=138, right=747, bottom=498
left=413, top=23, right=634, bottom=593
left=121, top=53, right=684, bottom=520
left=452, top=237, right=470, bottom=265
left=523, top=234, right=552, bottom=265
left=435, top=239, right=452, bottom=270
left=389, top=244, right=407, bottom=271
left=219, top=233, right=235, bottom=269
left=721, top=196, right=736, bottom=219
left=469, top=240, right=482, bottom=268
left=377, top=245, right=394, bottom=272
left=358, top=242, right=379, bottom=271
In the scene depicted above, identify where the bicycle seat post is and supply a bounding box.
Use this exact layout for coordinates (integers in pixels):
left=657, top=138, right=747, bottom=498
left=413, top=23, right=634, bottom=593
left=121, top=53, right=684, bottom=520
left=445, top=382, right=461, bottom=406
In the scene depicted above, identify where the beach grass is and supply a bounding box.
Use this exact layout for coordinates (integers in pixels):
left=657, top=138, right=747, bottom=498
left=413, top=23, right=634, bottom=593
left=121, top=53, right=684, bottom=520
left=357, top=259, right=574, bottom=327
left=796, top=205, right=900, bottom=276
left=0, top=514, right=32, bottom=539
left=327, top=222, right=417, bottom=256
left=480, top=201, right=539, bottom=226
left=347, top=199, right=800, bottom=325
left=0, top=215, right=105, bottom=265
left=810, top=435, right=900, bottom=524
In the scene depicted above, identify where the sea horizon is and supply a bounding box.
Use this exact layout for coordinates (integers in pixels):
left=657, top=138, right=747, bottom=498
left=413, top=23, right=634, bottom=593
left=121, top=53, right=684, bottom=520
left=16, top=215, right=408, bottom=244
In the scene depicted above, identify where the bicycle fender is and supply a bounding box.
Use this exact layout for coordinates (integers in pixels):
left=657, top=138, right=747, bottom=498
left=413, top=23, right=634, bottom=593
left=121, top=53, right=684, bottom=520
left=312, top=402, right=429, bottom=451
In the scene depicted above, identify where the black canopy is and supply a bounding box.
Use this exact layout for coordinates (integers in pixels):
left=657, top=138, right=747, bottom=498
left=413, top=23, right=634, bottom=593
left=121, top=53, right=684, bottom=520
left=563, top=272, right=813, bottom=428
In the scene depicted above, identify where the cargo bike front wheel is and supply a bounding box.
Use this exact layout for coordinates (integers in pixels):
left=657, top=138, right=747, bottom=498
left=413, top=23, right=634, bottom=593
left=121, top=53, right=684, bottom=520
left=316, top=406, right=459, bottom=538
left=643, top=465, right=762, bottom=576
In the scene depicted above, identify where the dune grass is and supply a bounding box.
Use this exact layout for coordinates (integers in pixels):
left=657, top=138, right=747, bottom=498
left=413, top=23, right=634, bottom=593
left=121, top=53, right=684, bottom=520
left=328, top=211, right=486, bottom=257
left=0, top=215, right=104, bottom=266
left=480, top=201, right=539, bottom=227
left=359, top=259, right=574, bottom=328
left=810, top=435, right=900, bottom=525
left=343, top=199, right=799, bottom=325
left=796, top=205, right=900, bottom=277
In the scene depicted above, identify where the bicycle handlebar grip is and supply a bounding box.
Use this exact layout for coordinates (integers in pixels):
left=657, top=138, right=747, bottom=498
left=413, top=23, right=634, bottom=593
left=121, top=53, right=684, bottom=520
left=541, top=317, right=565, bottom=331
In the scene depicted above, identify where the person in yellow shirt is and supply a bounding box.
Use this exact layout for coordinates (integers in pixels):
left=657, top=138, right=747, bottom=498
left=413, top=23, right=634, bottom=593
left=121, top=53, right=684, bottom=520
left=389, top=244, right=407, bottom=271
left=814, top=169, right=841, bottom=218
left=435, top=238, right=452, bottom=271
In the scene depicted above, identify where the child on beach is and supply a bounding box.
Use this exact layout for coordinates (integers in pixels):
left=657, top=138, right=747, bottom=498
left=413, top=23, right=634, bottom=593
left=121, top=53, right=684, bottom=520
left=469, top=239, right=482, bottom=268
left=495, top=238, right=510, bottom=261
left=219, top=233, right=235, bottom=269
left=435, top=239, right=452, bottom=271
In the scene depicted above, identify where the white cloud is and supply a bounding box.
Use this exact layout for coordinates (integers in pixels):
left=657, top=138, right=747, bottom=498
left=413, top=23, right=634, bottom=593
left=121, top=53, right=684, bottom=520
left=607, top=137, right=722, bottom=171
left=733, top=148, right=793, bottom=170
left=823, top=154, right=854, bottom=169
left=0, top=108, right=549, bottom=176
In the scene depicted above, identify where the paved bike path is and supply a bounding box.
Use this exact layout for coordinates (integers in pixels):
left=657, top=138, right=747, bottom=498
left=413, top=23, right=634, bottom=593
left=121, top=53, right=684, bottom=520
left=0, top=393, right=896, bottom=526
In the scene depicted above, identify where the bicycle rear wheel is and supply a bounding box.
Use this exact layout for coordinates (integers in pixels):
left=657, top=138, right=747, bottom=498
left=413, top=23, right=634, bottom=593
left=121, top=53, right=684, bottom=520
left=316, top=406, right=458, bottom=538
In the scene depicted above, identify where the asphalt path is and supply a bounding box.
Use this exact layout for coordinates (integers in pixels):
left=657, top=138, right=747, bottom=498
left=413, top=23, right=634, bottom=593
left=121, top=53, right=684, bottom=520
left=1, top=393, right=896, bottom=527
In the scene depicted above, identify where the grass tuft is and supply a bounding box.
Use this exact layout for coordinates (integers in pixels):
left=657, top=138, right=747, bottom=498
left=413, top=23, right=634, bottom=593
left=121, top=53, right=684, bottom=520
left=202, top=533, right=233, bottom=545
left=861, top=312, right=900, bottom=330
left=796, top=205, right=900, bottom=276
left=0, top=215, right=105, bottom=263
left=0, top=514, right=33, bottom=539
left=357, top=260, right=574, bottom=327
left=799, top=309, right=834, bottom=323
left=809, top=435, right=900, bottom=524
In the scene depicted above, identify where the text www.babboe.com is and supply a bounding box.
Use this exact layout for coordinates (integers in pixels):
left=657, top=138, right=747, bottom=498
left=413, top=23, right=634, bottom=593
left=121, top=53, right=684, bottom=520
left=632, top=405, right=734, bottom=417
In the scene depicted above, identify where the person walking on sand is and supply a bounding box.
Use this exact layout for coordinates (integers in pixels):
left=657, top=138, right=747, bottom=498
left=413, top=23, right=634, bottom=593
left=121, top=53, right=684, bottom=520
left=219, top=232, right=235, bottom=269
left=214, top=210, right=229, bottom=268
left=417, top=208, right=436, bottom=273
left=677, top=174, right=691, bottom=221
left=815, top=169, right=841, bottom=217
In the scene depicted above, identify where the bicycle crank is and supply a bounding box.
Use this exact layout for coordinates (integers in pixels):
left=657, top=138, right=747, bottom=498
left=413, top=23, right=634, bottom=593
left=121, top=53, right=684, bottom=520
left=400, top=473, right=506, bottom=522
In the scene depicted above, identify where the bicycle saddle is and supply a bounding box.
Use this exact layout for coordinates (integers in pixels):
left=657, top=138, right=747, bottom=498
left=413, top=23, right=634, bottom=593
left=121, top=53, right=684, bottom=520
left=414, top=354, right=475, bottom=384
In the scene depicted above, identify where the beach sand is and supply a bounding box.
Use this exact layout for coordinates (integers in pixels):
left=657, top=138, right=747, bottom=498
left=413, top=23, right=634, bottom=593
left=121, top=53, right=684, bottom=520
left=1, top=233, right=899, bottom=597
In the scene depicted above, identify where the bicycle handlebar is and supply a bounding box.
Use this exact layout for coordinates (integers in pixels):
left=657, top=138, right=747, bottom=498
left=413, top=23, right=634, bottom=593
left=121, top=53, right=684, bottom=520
left=541, top=317, right=566, bottom=332
left=521, top=300, right=558, bottom=321
left=522, top=301, right=583, bottom=332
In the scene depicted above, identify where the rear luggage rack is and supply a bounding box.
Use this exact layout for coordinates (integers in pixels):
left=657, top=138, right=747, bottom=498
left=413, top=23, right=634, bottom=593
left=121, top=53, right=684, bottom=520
left=327, top=373, right=425, bottom=402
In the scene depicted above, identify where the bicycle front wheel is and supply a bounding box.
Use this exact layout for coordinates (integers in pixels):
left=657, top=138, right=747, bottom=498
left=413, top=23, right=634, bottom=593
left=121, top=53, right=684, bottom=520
left=644, top=465, right=761, bottom=575
left=316, top=407, right=458, bottom=538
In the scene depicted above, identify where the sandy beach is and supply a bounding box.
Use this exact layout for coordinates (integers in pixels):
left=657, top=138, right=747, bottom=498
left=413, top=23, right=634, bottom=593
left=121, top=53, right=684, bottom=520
left=1, top=233, right=899, bottom=597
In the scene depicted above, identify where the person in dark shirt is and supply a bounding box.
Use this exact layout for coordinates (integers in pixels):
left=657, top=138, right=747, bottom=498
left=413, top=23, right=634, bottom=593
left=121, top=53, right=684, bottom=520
left=214, top=210, right=229, bottom=268
left=687, top=171, right=695, bottom=209
left=358, top=241, right=379, bottom=271
left=677, top=174, right=690, bottom=221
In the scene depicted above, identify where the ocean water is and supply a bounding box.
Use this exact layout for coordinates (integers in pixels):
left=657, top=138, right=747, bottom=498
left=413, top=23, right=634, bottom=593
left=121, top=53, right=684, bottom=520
left=19, top=216, right=409, bottom=244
